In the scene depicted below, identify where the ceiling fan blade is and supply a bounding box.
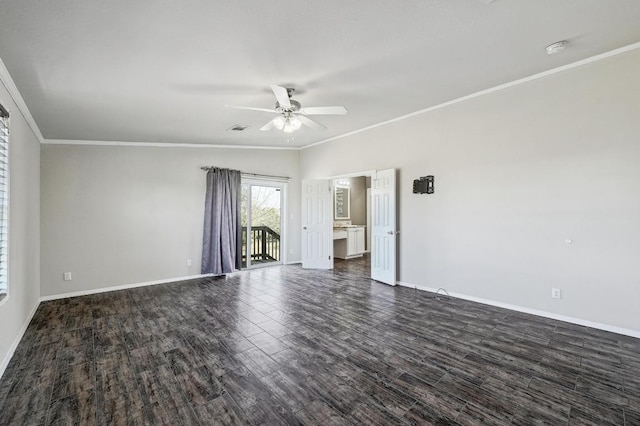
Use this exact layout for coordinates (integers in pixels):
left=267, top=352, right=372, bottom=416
left=298, top=106, right=348, bottom=115
left=270, top=85, right=291, bottom=108
left=260, top=119, right=275, bottom=131
left=225, top=105, right=275, bottom=113
left=298, top=115, right=326, bottom=130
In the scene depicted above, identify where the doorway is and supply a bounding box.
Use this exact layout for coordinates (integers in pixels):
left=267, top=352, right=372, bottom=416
left=301, top=168, right=397, bottom=285
left=241, top=180, right=285, bottom=268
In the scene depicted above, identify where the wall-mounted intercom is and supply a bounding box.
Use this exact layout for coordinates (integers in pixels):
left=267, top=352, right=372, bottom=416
left=413, top=175, right=434, bottom=194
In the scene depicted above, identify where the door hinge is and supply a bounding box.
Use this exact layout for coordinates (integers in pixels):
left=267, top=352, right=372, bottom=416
left=328, top=256, right=331, bottom=260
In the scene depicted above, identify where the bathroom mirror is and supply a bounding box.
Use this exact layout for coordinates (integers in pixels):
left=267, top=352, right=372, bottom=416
left=334, top=186, right=350, bottom=219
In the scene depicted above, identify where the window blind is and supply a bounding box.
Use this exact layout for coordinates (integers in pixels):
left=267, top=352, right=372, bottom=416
left=0, top=103, right=8, bottom=297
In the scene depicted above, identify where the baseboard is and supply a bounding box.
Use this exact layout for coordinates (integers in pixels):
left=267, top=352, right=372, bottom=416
left=0, top=298, right=41, bottom=379
left=396, top=281, right=640, bottom=339
left=40, top=263, right=306, bottom=301
left=285, top=260, right=302, bottom=265
left=40, top=273, right=216, bottom=302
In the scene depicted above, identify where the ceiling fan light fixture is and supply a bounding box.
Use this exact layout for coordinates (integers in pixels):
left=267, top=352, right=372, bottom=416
left=290, top=116, right=302, bottom=131
left=283, top=119, right=295, bottom=133
left=273, top=116, right=285, bottom=130
left=280, top=114, right=302, bottom=133
left=231, top=85, right=347, bottom=134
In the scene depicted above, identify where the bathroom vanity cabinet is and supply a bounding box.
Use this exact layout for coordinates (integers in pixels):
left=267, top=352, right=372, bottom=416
left=333, top=226, right=365, bottom=259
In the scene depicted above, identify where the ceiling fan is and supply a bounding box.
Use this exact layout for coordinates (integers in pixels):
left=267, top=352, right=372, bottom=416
left=225, top=85, right=347, bottom=133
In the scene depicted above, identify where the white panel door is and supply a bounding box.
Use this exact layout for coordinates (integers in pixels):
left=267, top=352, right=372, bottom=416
left=371, top=168, right=397, bottom=285
left=301, top=179, right=332, bottom=269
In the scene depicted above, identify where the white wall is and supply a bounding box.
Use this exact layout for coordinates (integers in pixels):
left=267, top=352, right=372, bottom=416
left=300, top=48, right=640, bottom=332
left=40, top=144, right=300, bottom=297
left=0, top=70, right=41, bottom=375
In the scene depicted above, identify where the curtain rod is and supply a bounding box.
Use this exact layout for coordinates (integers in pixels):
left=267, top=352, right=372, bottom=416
left=200, top=166, right=290, bottom=181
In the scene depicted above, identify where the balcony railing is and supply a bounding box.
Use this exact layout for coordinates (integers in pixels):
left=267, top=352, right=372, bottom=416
left=241, top=226, right=280, bottom=265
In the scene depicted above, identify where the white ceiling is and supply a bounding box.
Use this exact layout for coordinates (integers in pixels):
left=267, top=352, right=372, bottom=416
left=1, top=1, right=640, bottom=148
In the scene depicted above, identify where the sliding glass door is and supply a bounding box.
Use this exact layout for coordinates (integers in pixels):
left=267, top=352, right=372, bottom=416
left=241, top=181, right=284, bottom=268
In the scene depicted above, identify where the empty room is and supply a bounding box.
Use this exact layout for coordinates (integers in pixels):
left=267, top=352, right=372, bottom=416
left=1, top=1, right=640, bottom=424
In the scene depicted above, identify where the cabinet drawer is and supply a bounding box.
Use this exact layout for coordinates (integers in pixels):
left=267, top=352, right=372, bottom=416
left=333, top=230, right=347, bottom=240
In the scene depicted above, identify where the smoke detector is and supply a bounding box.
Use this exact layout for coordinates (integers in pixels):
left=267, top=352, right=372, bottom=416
left=546, top=40, right=568, bottom=55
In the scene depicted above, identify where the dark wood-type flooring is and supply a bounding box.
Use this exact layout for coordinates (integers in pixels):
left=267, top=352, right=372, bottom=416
left=1, top=255, right=640, bottom=425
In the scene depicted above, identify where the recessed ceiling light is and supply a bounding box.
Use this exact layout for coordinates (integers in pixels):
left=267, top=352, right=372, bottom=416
left=546, top=40, right=568, bottom=55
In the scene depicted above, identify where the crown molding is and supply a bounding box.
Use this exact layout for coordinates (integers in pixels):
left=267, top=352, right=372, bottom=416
left=302, top=40, right=640, bottom=150
left=42, top=139, right=300, bottom=150
left=0, top=57, right=44, bottom=143
left=4, top=40, right=640, bottom=151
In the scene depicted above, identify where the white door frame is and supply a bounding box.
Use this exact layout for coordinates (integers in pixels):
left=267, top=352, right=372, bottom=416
left=242, top=178, right=287, bottom=268
left=366, top=188, right=371, bottom=253
left=329, top=170, right=377, bottom=181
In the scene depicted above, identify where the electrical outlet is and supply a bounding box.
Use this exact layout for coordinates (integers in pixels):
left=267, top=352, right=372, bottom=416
left=63, top=272, right=72, bottom=281
left=186, top=259, right=192, bottom=267
left=551, top=288, right=561, bottom=299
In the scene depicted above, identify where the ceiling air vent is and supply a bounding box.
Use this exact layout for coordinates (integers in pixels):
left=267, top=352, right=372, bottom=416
left=227, top=124, right=250, bottom=132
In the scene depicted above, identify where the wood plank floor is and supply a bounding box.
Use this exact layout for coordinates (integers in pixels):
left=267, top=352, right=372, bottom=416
left=1, top=255, right=639, bottom=425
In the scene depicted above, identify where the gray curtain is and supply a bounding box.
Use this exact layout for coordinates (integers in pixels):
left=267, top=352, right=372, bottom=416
left=201, top=167, right=242, bottom=274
